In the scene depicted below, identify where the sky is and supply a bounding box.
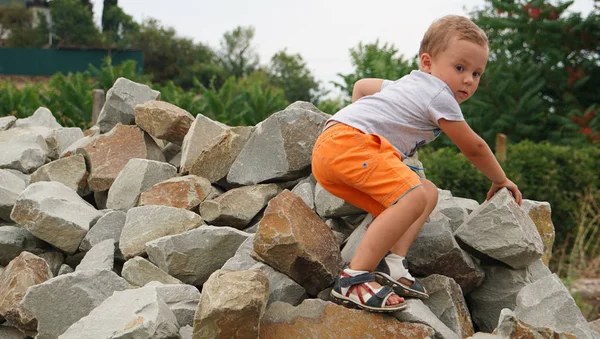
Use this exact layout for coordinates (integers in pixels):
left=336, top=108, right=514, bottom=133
left=89, top=0, right=596, bottom=95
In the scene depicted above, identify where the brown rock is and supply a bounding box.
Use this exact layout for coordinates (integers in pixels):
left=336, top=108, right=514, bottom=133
left=260, top=299, right=435, bottom=338
left=82, top=124, right=164, bottom=192
left=253, top=190, right=343, bottom=296
left=134, top=100, right=195, bottom=146
left=193, top=270, right=269, bottom=339
left=523, top=201, right=555, bottom=266
left=0, top=252, right=52, bottom=331
left=189, top=128, right=252, bottom=183
left=139, top=175, right=211, bottom=210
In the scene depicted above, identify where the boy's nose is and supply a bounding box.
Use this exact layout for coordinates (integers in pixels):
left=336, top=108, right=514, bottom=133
left=463, top=75, right=473, bottom=84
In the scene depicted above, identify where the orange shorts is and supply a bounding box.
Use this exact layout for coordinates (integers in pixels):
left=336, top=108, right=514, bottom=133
left=311, top=123, right=422, bottom=217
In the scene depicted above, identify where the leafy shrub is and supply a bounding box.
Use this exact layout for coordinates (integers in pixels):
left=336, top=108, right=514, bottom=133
left=420, top=140, right=600, bottom=243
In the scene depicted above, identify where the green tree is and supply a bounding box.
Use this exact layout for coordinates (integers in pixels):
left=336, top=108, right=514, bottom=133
left=268, top=49, right=319, bottom=103
left=333, top=40, right=417, bottom=103
left=50, top=0, right=101, bottom=47
left=464, top=0, right=600, bottom=146
left=218, top=26, right=260, bottom=78
left=80, top=0, right=93, bottom=14
left=0, top=5, right=48, bottom=47
left=101, top=4, right=138, bottom=48
left=101, top=0, right=118, bottom=32
left=130, top=19, right=222, bottom=88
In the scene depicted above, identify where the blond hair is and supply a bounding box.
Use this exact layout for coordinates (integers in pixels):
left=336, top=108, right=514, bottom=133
left=419, top=15, right=488, bottom=58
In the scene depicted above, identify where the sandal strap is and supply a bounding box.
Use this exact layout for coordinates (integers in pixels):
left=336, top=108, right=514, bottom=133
left=364, top=285, right=395, bottom=308
left=339, top=271, right=376, bottom=288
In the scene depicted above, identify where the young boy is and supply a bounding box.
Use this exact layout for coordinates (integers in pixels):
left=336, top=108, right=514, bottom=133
left=312, top=15, right=522, bottom=312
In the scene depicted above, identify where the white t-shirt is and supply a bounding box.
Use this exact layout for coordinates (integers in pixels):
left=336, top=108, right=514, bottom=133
left=330, top=70, right=464, bottom=158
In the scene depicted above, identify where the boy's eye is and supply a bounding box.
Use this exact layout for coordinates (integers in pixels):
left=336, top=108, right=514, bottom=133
left=473, top=72, right=481, bottom=78
left=455, top=65, right=464, bottom=72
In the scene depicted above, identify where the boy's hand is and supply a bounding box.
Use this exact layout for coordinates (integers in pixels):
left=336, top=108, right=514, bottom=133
left=487, top=179, right=522, bottom=205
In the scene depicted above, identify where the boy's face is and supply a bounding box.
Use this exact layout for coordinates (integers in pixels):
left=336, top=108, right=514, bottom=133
left=420, top=36, right=488, bottom=104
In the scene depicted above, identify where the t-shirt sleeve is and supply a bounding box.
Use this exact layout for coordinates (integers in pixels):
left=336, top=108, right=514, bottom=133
left=381, top=79, right=394, bottom=90
left=427, top=89, right=464, bottom=125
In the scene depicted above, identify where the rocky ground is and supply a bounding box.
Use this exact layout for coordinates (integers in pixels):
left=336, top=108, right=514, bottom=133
left=1, top=77, right=599, bottom=338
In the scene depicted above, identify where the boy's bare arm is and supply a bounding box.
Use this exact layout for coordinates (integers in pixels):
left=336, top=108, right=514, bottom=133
left=438, top=118, right=522, bottom=205
left=352, top=79, right=384, bottom=102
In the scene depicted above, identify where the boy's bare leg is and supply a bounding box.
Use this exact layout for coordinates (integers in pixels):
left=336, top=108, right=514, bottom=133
left=388, top=179, right=438, bottom=286
left=390, top=179, right=438, bottom=256
left=349, top=186, right=428, bottom=305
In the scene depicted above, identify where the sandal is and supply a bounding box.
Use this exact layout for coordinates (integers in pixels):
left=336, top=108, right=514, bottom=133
left=374, top=252, right=429, bottom=299
left=330, top=267, right=407, bottom=313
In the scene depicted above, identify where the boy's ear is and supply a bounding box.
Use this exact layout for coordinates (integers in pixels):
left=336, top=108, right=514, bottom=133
left=420, top=53, right=433, bottom=73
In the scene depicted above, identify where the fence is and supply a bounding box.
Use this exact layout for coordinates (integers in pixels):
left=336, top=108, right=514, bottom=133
left=0, top=48, right=144, bottom=76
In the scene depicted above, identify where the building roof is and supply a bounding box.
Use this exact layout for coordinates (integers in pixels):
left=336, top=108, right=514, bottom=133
left=0, top=0, right=48, bottom=8
left=0, top=0, right=26, bottom=8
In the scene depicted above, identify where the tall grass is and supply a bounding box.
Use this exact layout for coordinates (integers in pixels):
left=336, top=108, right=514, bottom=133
left=553, top=187, right=600, bottom=320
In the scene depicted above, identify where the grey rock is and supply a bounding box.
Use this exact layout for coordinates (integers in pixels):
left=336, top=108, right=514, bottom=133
left=30, top=154, right=88, bottom=195
left=75, top=239, right=114, bottom=272
left=45, top=127, right=84, bottom=160
left=0, top=116, right=16, bottom=131
left=467, top=259, right=551, bottom=332
left=60, top=283, right=179, bottom=339
left=79, top=210, right=126, bottom=253
left=393, top=299, right=460, bottom=339
left=15, top=107, right=61, bottom=129
left=0, top=226, right=49, bottom=266
left=199, top=183, right=280, bottom=229
left=406, top=218, right=485, bottom=293
left=291, top=176, right=316, bottom=210
left=0, top=127, right=49, bottom=173
left=120, top=205, right=204, bottom=259
left=455, top=188, right=543, bottom=269
left=121, top=256, right=183, bottom=287
left=227, top=102, right=327, bottom=185
left=106, top=158, right=177, bottom=211
left=148, top=281, right=201, bottom=327
left=10, top=181, right=102, bottom=254
left=0, top=169, right=28, bottom=221
left=37, top=251, right=65, bottom=277
left=421, top=274, right=474, bottom=338
left=514, top=274, right=599, bottom=339
left=20, top=269, right=130, bottom=339
left=146, top=226, right=249, bottom=285
left=96, top=78, right=160, bottom=133
left=180, top=114, right=229, bottom=174
left=314, top=183, right=364, bottom=218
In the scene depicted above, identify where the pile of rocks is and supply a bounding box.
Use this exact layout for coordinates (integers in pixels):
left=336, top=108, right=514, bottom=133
left=0, top=77, right=598, bottom=338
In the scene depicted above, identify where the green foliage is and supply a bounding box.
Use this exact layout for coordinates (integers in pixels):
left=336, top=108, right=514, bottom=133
left=101, top=5, right=139, bottom=49
left=0, top=81, right=43, bottom=117
left=101, top=0, right=118, bottom=32
left=154, top=80, right=204, bottom=116
left=199, top=75, right=287, bottom=126
left=130, top=19, right=222, bottom=88
left=268, top=49, right=319, bottom=103
left=0, top=5, right=48, bottom=47
left=41, top=72, right=94, bottom=128
left=89, top=57, right=151, bottom=91
left=333, top=40, right=417, bottom=102
left=50, top=0, right=101, bottom=47
left=465, top=0, right=600, bottom=146
left=420, top=141, right=600, bottom=243
left=218, top=26, right=260, bottom=79
left=317, top=96, right=345, bottom=115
